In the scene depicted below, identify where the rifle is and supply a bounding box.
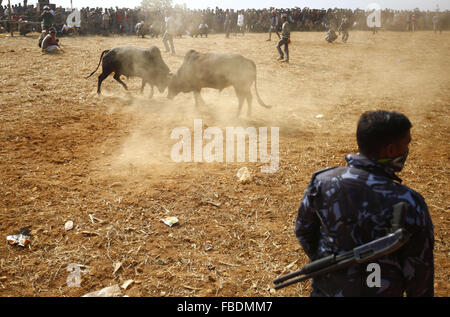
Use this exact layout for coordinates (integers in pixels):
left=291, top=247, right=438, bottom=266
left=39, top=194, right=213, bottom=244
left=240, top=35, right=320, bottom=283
left=273, top=202, right=409, bottom=290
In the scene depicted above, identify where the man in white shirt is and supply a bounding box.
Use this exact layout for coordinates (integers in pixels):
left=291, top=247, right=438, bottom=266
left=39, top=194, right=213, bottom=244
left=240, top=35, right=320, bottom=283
left=237, top=11, right=245, bottom=36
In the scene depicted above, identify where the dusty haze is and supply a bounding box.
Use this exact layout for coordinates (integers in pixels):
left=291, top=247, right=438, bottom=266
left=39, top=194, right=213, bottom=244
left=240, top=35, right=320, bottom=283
left=0, top=30, right=448, bottom=296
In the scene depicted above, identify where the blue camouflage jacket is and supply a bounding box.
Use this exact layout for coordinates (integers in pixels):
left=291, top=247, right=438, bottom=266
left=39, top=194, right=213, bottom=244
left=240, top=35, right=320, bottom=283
left=295, top=154, right=434, bottom=297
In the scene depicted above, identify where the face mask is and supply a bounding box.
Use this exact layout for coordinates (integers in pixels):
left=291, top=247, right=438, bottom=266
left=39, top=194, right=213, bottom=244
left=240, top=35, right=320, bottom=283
left=377, top=150, right=409, bottom=173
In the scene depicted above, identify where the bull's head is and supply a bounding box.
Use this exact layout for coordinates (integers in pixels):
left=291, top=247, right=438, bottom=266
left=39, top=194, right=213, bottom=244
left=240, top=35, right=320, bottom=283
left=167, top=73, right=180, bottom=100
left=156, top=71, right=173, bottom=93
left=146, top=47, right=172, bottom=93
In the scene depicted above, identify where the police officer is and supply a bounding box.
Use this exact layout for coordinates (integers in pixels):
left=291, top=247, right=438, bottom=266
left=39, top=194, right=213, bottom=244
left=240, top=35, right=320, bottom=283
left=295, top=110, right=434, bottom=296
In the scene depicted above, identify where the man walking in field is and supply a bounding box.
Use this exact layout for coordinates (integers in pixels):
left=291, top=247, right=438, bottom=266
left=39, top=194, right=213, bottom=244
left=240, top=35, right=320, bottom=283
left=162, top=10, right=176, bottom=55
left=339, top=17, right=350, bottom=43
left=276, top=14, right=290, bottom=63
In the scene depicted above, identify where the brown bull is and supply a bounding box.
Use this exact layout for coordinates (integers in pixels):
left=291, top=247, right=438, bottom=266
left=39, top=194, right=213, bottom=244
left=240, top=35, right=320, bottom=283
left=167, top=50, right=271, bottom=117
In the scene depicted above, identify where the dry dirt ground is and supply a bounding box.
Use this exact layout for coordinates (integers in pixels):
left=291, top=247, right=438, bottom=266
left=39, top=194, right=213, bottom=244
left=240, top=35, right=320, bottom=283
left=0, top=30, right=448, bottom=297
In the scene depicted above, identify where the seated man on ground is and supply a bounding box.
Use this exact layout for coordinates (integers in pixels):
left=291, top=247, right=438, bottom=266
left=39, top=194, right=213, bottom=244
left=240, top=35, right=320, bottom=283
left=41, top=27, right=60, bottom=53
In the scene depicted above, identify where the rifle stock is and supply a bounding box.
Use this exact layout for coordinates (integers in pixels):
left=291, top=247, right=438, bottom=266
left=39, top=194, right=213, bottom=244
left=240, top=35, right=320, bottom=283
left=273, top=228, right=408, bottom=290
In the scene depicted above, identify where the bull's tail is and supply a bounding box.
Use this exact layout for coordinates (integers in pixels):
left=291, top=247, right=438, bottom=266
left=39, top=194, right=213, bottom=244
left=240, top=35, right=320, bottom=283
left=86, top=50, right=109, bottom=79
left=254, top=72, right=271, bottom=109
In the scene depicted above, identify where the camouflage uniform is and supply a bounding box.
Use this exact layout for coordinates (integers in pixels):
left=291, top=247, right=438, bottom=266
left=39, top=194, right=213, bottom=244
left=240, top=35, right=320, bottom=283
left=295, top=154, right=434, bottom=297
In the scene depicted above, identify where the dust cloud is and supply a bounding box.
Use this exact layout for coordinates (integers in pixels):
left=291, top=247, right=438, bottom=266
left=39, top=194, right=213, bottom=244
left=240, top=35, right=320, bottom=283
left=0, top=31, right=448, bottom=297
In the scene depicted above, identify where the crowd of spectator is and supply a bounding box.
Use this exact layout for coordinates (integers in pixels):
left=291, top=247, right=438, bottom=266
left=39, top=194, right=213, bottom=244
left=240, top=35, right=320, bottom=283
left=1, top=2, right=449, bottom=36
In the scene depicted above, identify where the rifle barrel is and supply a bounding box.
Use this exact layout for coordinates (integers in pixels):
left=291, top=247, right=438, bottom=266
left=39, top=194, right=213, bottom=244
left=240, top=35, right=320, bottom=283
left=273, top=268, right=305, bottom=285
left=274, top=273, right=310, bottom=290
left=274, top=257, right=356, bottom=290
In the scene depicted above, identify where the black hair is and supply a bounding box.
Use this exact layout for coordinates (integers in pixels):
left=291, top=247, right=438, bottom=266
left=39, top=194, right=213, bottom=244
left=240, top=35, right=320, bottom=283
left=356, top=110, right=412, bottom=158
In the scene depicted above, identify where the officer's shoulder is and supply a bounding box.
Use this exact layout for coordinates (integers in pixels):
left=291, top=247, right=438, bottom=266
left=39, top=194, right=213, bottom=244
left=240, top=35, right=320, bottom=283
left=391, top=181, right=427, bottom=207
left=310, top=166, right=346, bottom=182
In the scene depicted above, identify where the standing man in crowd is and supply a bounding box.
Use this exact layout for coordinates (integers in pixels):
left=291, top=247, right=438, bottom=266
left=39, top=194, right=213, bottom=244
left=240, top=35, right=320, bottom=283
left=406, top=13, right=411, bottom=31
left=40, top=5, right=54, bottom=31
left=267, top=10, right=280, bottom=41
left=162, top=9, right=176, bottom=55
left=339, top=17, right=350, bottom=43
left=432, top=13, right=442, bottom=34
left=224, top=9, right=231, bottom=38
left=116, top=8, right=123, bottom=34
left=102, top=8, right=110, bottom=35
left=236, top=10, right=245, bottom=35
left=411, top=12, right=416, bottom=32
left=276, top=14, right=290, bottom=63
left=122, top=9, right=130, bottom=34
left=295, top=110, right=434, bottom=297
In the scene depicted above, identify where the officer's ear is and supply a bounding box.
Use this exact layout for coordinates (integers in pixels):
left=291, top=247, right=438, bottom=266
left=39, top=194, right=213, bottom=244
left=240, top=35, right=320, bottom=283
left=386, top=143, right=396, bottom=158
left=386, top=130, right=411, bottom=158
